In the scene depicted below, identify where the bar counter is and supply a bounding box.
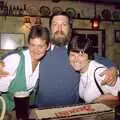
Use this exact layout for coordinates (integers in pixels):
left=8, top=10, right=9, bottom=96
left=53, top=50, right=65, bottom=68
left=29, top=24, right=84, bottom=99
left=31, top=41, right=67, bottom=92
left=10, top=100, right=120, bottom=120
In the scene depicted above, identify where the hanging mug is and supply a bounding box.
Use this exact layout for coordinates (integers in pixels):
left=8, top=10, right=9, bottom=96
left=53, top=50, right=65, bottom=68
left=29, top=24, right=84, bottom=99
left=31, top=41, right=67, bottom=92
left=0, top=96, right=6, bottom=120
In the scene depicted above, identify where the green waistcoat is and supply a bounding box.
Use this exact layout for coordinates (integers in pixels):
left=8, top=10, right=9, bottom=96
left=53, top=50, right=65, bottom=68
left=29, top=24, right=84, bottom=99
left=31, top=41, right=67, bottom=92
left=2, top=50, right=27, bottom=112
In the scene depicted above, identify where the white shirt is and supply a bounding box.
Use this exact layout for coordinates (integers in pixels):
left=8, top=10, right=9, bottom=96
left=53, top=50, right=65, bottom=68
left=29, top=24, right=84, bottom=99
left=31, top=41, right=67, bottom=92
left=0, top=49, right=40, bottom=92
left=79, top=60, right=120, bottom=103
left=50, top=44, right=68, bottom=51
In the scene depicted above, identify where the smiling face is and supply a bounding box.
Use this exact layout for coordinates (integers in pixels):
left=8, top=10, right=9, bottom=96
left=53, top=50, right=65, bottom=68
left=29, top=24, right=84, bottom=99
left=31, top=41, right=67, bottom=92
left=69, top=51, right=89, bottom=73
left=51, top=15, right=71, bottom=46
left=68, top=36, right=93, bottom=73
left=28, top=37, right=49, bottom=61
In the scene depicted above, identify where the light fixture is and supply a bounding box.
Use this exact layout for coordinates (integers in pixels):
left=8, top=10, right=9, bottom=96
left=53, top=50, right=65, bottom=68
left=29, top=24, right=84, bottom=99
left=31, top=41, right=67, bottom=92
left=90, top=3, right=101, bottom=30
left=23, top=16, right=41, bottom=29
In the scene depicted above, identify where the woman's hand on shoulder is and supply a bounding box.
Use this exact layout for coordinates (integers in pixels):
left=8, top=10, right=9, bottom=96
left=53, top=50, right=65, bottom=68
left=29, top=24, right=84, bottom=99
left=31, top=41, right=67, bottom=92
left=0, top=60, right=9, bottom=78
left=100, top=67, right=117, bottom=86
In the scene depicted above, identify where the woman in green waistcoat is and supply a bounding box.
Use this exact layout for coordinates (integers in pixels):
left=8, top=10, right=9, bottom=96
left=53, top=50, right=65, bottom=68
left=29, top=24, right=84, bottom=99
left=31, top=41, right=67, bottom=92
left=0, top=25, right=50, bottom=112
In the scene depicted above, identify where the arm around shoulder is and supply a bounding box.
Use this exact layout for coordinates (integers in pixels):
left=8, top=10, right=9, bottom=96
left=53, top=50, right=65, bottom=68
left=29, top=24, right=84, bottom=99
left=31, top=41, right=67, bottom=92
left=94, top=54, right=118, bottom=86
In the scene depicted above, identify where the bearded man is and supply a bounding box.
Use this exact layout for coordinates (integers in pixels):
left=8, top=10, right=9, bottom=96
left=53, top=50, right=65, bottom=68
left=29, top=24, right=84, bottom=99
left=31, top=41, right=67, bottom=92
left=35, top=12, right=117, bottom=108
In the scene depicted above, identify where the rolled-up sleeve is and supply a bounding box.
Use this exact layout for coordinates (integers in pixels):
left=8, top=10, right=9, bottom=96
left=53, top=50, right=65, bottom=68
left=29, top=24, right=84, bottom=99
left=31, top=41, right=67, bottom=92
left=0, top=54, right=20, bottom=92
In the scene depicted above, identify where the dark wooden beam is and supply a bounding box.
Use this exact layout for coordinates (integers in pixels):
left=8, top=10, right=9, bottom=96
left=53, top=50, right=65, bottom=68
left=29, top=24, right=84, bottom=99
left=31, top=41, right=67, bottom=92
left=61, top=0, right=120, bottom=5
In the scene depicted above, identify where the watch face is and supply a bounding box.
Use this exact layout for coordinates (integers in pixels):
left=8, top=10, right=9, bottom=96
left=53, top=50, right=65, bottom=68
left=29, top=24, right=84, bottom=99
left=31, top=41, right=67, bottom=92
left=52, top=7, right=62, bottom=14
left=39, top=6, right=51, bottom=17
left=65, top=8, right=76, bottom=18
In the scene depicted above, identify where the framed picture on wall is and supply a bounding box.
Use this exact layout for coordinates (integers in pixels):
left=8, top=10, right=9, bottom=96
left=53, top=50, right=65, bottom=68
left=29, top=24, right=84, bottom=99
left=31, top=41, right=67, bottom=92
left=115, top=30, right=120, bottom=43
left=0, top=33, right=25, bottom=50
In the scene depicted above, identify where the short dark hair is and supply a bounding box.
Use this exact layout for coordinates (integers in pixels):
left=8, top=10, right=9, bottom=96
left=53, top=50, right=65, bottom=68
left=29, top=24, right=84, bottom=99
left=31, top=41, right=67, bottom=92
left=49, top=12, right=72, bottom=28
left=68, top=35, right=94, bottom=60
left=28, top=25, right=50, bottom=46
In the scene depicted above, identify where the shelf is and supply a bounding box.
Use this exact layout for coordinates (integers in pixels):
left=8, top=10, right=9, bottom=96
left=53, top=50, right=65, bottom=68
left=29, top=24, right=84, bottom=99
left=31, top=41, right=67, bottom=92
left=0, top=15, right=120, bottom=22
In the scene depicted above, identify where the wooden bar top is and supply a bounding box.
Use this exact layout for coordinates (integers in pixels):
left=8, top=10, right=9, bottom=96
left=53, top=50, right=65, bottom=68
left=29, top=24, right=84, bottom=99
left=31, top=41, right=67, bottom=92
left=11, top=102, right=117, bottom=120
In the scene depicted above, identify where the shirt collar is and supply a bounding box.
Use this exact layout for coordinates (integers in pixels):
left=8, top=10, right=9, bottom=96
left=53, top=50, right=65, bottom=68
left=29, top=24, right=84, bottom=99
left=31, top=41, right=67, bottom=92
left=50, top=44, right=68, bottom=51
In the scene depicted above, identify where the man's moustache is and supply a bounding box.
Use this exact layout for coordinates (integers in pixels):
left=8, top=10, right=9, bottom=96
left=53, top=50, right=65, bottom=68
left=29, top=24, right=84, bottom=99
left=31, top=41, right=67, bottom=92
left=55, top=31, right=65, bottom=35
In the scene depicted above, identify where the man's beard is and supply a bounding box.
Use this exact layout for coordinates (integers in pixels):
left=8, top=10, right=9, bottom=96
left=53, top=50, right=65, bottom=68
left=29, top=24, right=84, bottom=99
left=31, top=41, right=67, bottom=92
left=51, top=31, right=70, bottom=47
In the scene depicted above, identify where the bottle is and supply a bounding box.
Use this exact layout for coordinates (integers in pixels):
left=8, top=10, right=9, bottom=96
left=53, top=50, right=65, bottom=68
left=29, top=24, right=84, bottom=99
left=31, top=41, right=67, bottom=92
left=115, top=91, right=120, bottom=120
left=13, top=5, right=17, bottom=16
left=3, top=3, right=8, bottom=16
left=23, top=4, right=28, bottom=15
left=0, top=3, right=4, bottom=15
left=16, top=5, right=20, bottom=15
left=19, top=7, right=23, bottom=16
left=8, top=5, right=13, bottom=16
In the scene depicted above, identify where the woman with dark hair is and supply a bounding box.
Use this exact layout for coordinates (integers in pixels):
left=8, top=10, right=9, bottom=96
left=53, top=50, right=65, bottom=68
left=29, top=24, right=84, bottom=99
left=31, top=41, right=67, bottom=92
left=0, top=25, right=50, bottom=111
left=68, top=36, right=120, bottom=103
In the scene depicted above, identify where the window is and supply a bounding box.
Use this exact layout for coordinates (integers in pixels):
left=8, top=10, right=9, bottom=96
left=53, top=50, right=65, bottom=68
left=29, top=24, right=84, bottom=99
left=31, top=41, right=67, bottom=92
left=0, top=33, right=25, bottom=50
